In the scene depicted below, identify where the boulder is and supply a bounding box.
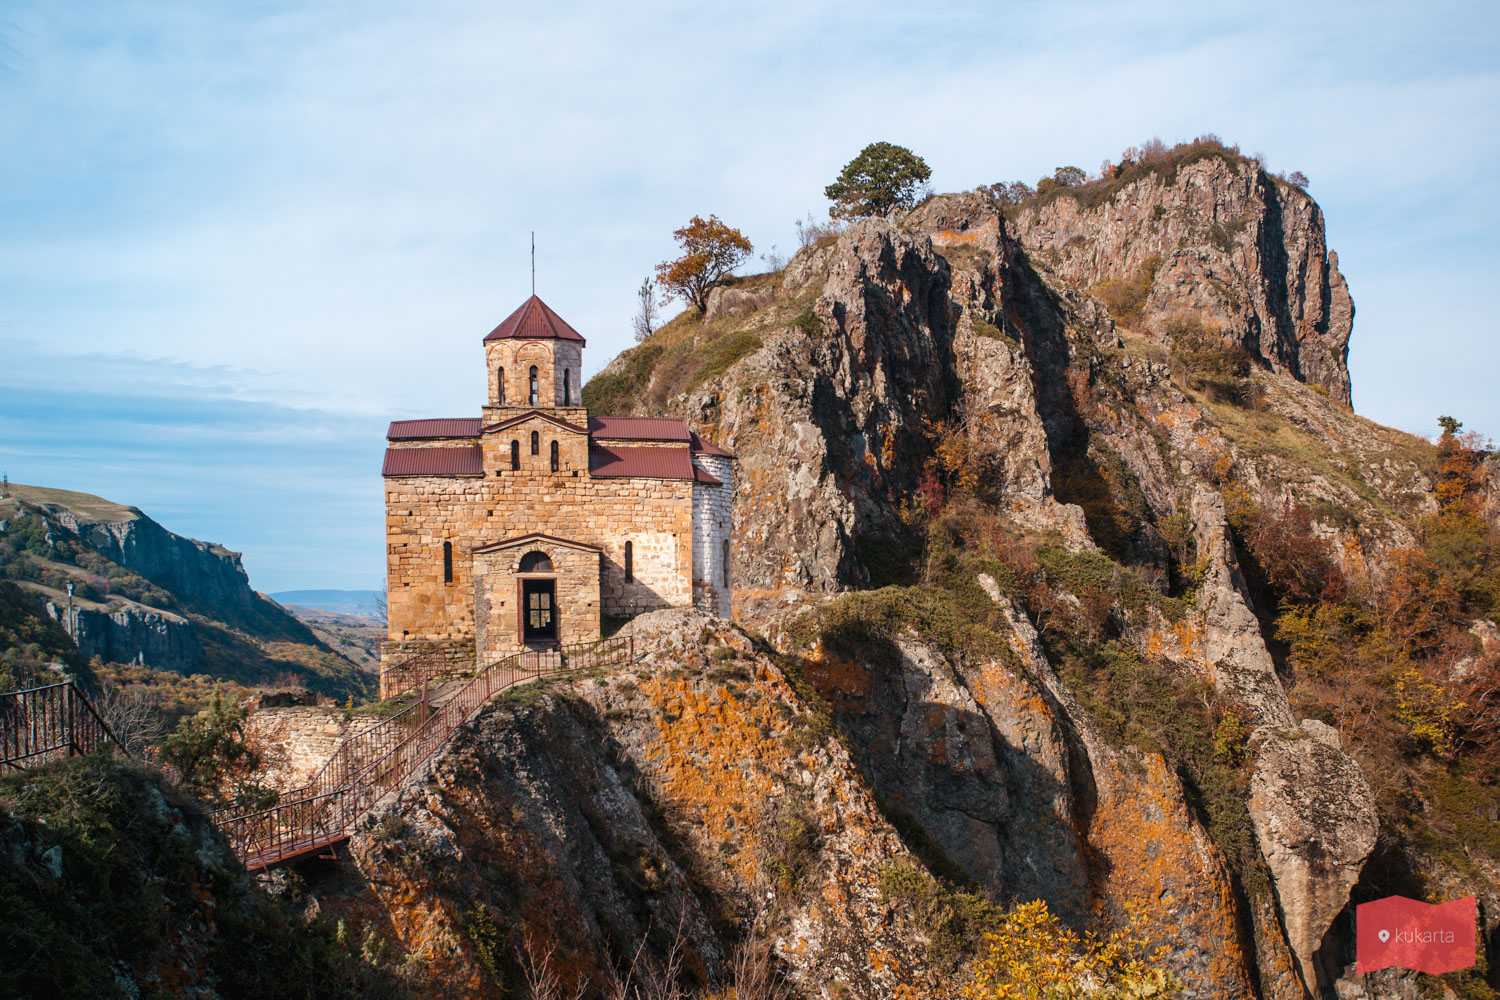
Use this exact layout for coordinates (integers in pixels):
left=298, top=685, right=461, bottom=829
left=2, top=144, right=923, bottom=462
left=1248, top=726, right=1378, bottom=992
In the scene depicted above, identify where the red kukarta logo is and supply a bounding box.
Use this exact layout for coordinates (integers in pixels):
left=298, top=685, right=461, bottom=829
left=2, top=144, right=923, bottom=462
left=1357, top=895, right=1476, bottom=974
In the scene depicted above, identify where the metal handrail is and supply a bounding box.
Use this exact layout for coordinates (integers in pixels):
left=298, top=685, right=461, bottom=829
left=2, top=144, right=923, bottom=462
left=0, top=680, right=126, bottom=770
left=218, top=634, right=635, bottom=868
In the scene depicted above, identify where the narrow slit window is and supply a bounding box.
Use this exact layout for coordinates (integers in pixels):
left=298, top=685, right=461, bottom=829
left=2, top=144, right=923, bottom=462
left=722, top=539, right=730, bottom=588
left=510, top=440, right=520, bottom=470
left=550, top=440, right=559, bottom=472
left=529, top=366, right=539, bottom=405
left=563, top=369, right=571, bottom=406
left=443, top=541, right=453, bottom=583
left=624, top=541, right=633, bottom=583
left=530, top=430, right=539, bottom=455
left=497, top=366, right=505, bottom=404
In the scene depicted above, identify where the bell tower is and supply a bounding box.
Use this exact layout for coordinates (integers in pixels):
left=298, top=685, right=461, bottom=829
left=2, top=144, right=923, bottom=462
left=481, top=295, right=587, bottom=423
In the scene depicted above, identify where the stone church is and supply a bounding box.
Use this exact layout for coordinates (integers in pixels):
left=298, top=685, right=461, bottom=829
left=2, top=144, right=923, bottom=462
left=380, top=295, right=734, bottom=681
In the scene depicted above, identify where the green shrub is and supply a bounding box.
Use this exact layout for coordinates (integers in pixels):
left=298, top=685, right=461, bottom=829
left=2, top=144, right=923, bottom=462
left=877, top=862, right=1004, bottom=972
left=1161, top=314, right=1254, bottom=405
left=793, top=307, right=821, bottom=337
left=0, top=755, right=403, bottom=999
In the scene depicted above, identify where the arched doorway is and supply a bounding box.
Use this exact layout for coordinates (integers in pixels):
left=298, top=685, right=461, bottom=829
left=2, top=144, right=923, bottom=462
left=519, top=550, right=556, bottom=644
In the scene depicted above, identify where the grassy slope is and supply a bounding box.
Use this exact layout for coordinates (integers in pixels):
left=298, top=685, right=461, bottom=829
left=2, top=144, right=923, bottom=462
left=583, top=271, right=802, bottom=416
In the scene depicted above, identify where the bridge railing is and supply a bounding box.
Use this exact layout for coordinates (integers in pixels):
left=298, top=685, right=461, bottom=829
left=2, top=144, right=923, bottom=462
left=0, top=680, right=124, bottom=771
left=219, top=634, right=635, bottom=868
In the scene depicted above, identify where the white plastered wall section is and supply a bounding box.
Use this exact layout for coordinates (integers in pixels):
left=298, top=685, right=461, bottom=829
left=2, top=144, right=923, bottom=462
left=690, top=455, right=734, bottom=616
left=552, top=343, right=583, bottom=407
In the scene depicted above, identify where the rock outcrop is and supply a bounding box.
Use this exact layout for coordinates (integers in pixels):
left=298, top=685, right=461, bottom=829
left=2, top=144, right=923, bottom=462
left=1, top=483, right=349, bottom=688
left=1008, top=152, right=1356, bottom=405
left=50, top=599, right=203, bottom=673
left=1188, top=487, right=1296, bottom=727
left=324, top=610, right=930, bottom=1000
left=6, top=482, right=319, bottom=644
left=1248, top=724, right=1378, bottom=993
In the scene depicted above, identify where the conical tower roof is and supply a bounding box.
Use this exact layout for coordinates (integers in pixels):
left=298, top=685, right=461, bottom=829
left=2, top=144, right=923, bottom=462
left=483, top=295, right=586, bottom=344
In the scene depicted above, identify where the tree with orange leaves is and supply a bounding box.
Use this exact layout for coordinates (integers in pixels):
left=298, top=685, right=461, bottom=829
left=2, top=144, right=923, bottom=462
left=655, top=214, right=753, bottom=314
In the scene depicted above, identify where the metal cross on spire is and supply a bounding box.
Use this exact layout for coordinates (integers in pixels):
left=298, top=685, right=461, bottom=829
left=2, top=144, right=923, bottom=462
left=531, top=231, right=535, bottom=295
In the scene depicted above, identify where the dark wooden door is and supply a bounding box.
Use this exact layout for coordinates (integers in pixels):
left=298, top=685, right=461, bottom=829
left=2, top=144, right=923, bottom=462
left=522, top=579, right=557, bottom=643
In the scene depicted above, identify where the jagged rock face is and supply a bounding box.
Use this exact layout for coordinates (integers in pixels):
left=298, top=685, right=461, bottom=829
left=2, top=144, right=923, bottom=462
left=1249, top=724, right=1378, bottom=993
left=795, top=630, right=1089, bottom=919
left=678, top=221, right=960, bottom=599
left=41, top=501, right=260, bottom=616
left=784, top=593, right=1259, bottom=998
left=1008, top=154, right=1356, bottom=405
left=5, top=490, right=321, bottom=663
left=50, top=600, right=202, bottom=673
left=1188, top=487, right=1296, bottom=727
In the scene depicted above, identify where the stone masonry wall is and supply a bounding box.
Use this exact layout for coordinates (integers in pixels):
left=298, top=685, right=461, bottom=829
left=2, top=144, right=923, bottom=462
left=244, top=707, right=384, bottom=794
left=385, top=471, right=694, bottom=643
left=484, top=340, right=584, bottom=409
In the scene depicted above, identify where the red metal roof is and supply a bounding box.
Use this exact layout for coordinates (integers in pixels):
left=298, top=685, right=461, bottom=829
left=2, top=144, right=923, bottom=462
left=588, top=416, right=691, bottom=442
left=388, top=418, right=482, bottom=440
left=484, top=295, right=586, bottom=344
left=692, top=464, right=722, bottom=485
left=689, top=431, right=736, bottom=459
left=589, top=445, right=703, bottom=481
left=382, top=446, right=483, bottom=477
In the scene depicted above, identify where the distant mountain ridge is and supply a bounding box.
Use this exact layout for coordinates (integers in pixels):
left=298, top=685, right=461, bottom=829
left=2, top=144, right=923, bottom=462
left=269, top=589, right=386, bottom=619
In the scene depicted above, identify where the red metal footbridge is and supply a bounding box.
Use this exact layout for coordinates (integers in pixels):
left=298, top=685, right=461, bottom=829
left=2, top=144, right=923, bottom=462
left=215, top=635, right=635, bottom=870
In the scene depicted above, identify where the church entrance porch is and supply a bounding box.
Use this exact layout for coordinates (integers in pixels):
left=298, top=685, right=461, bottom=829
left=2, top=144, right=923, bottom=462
left=521, top=578, right=557, bottom=644
left=471, top=532, right=602, bottom=666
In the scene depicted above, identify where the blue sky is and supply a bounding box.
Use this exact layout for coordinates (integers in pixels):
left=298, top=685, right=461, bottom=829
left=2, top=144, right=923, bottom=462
left=1, top=0, right=1496, bottom=593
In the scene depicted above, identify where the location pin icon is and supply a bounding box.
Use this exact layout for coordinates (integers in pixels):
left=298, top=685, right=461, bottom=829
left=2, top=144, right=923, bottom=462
left=1378, top=929, right=1391, bottom=943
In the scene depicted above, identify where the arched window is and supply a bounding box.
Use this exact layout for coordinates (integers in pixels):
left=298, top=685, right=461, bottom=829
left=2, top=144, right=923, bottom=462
left=443, top=541, right=453, bottom=584
left=510, top=440, right=520, bottom=470
left=497, top=366, right=505, bottom=404
left=562, top=369, right=571, bottom=406
left=722, top=539, right=730, bottom=588
left=624, top=541, right=633, bottom=583
left=550, top=440, right=559, bottom=472
left=518, top=551, right=553, bottom=573
left=530, top=430, right=540, bottom=455
left=529, top=366, right=539, bottom=405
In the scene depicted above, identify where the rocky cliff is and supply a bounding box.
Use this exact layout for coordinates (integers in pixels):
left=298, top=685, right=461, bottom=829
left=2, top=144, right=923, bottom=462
left=569, top=146, right=1495, bottom=998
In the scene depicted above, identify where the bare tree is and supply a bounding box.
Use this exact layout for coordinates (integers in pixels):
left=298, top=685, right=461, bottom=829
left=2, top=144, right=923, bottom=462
left=633, top=277, right=660, bottom=342
left=603, top=913, right=690, bottom=1000
left=794, top=212, right=844, bottom=249
left=518, top=934, right=588, bottom=1000
left=97, top=683, right=165, bottom=756
left=760, top=244, right=786, bottom=272
left=727, top=934, right=790, bottom=1000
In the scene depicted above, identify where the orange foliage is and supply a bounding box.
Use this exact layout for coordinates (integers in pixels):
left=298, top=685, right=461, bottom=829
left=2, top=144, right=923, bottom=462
left=654, top=215, right=753, bottom=313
